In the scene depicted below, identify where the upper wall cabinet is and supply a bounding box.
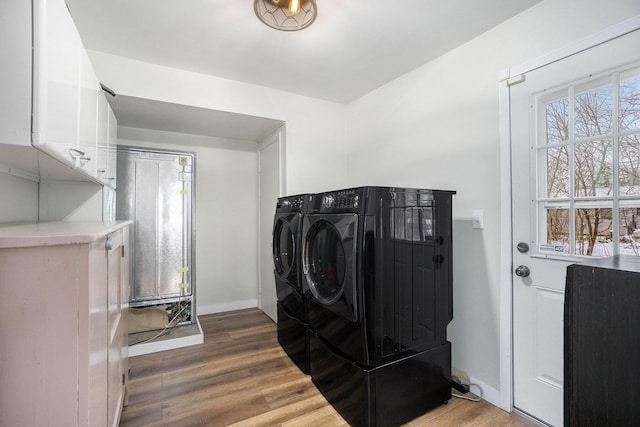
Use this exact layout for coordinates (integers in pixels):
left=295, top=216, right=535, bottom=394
left=107, top=104, right=118, bottom=188
left=0, top=0, right=118, bottom=189
left=0, top=0, right=31, bottom=146
left=97, top=89, right=118, bottom=187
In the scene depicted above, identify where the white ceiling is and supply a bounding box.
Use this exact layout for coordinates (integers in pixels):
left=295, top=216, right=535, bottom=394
left=65, top=0, right=542, bottom=139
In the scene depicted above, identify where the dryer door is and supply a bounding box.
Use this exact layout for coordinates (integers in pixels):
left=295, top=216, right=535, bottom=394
left=303, top=214, right=357, bottom=322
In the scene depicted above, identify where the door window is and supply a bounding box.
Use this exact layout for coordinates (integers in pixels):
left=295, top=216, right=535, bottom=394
left=535, top=65, right=640, bottom=257
left=304, top=221, right=346, bottom=304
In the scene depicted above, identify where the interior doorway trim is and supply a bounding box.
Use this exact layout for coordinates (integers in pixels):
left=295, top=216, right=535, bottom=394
left=498, top=14, right=640, bottom=413
left=257, top=125, right=287, bottom=318
left=258, top=125, right=287, bottom=196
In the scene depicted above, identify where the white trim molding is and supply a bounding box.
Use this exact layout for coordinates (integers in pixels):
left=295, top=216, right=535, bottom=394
left=501, top=14, right=640, bottom=82
left=197, top=299, right=259, bottom=316
left=498, top=78, right=514, bottom=412
left=470, top=376, right=501, bottom=409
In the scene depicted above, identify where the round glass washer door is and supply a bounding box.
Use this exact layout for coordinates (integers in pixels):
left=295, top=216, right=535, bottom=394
left=304, top=221, right=346, bottom=304
left=273, top=218, right=296, bottom=279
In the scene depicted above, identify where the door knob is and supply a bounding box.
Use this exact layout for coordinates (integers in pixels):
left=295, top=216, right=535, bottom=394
left=515, top=265, right=530, bottom=278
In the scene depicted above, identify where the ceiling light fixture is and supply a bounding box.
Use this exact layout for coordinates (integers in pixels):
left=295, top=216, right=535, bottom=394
left=254, top=0, right=317, bottom=31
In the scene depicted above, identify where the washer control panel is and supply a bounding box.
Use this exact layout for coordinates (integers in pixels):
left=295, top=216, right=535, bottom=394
left=276, top=194, right=307, bottom=212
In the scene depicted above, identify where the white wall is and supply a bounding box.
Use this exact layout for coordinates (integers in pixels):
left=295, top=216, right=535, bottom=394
left=0, top=173, right=38, bottom=223
left=38, top=180, right=104, bottom=221
left=346, top=0, right=640, bottom=394
left=117, top=126, right=260, bottom=315
left=88, top=51, right=348, bottom=195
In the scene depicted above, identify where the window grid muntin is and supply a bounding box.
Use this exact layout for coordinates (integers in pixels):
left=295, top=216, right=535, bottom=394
left=533, top=64, right=640, bottom=257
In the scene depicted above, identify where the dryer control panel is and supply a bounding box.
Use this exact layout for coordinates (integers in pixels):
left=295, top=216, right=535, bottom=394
left=309, top=188, right=365, bottom=213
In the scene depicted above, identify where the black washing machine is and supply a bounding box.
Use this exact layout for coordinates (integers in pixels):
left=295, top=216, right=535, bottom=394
left=302, top=186, right=455, bottom=426
left=273, top=194, right=310, bottom=374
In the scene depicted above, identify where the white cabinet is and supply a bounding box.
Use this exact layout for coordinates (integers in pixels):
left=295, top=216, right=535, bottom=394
left=107, top=104, right=118, bottom=188
left=0, top=0, right=118, bottom=188
left=77, top=48, right=100, bottom=177
left=97, top=90, right=118, bottom=187
left=32, top=0, right=81, bottom=167
left=97, top=91, right=110, bottom=183
left=0, top=221, right=131, bottom=427
left=0, top=0, right=31, bottom=145
left=107, top=228, right=129, bottom=427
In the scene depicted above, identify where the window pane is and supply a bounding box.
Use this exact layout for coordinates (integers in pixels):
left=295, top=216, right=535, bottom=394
left=619, top=207, right=640, bottom=256
left=620, top=76, right=640, bottom=131
left=536, top=70, right=640, bottom=258
left=574, top=139, right=613, bottom=197
left=575, top=86, right=613, bottom=138
left=575, top=208, right=613, bottom=256
left=545, top=98, right=569, bottom=144
left=544, top=207, right=570, bottom=254
left=620, top=133, right=640, bottom=196
left=545, top=146, right=570, bottom=198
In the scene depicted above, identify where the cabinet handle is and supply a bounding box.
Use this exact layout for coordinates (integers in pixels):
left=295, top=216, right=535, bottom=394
left=69, top=148, right=85, bottom=159
left=105, top=237, right=113, bottom=251
left=100, top=83, right=116, bottom=97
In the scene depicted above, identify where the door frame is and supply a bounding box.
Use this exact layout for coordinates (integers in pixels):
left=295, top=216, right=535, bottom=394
left=498, top=15, right=640, bottom=413
left=257, top=125, right=287, bottom=317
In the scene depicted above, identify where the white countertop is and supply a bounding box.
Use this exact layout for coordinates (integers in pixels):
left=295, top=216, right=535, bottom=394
left=0, top=221, right=133, bottom=248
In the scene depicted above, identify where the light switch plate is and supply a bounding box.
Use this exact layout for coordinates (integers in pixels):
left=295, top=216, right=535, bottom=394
left=471, top=209, right=484, bottom=230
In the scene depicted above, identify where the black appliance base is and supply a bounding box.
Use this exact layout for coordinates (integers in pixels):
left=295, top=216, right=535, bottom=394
left=277, top=303, right=310, bottom=375
left=310, top=332, right=451, bottom=426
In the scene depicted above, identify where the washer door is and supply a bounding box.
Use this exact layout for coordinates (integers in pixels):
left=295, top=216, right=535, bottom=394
left=272, top=215, right=299, bottom=281
left=303, top=214, right=357, bottom=321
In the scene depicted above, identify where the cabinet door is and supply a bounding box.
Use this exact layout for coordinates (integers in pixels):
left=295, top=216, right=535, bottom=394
left=107, top=230, right=126, bottom=427
left=96, top=93, right=110, bottom=184
left=32, top=0, right=81, bottom=166
left=87, top=237, right=109, bottom=426
left=107, top=105, right=118, bottom=188
left=0, top=0, right=31, bottom=146
left=0, top=244, right=83, bottom=426
left=77, top=48, right=99, bottom=177
left=121, top=226, right=130, bottom=405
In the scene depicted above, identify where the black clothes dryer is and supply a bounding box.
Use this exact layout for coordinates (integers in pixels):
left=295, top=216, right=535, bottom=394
left=302, top=187, right=455, bottom=426
left=273, top=194, right=310, bottom=374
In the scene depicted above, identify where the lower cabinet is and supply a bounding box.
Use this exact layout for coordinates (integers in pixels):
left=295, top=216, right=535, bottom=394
left=0, top=221, right=131, bottom=427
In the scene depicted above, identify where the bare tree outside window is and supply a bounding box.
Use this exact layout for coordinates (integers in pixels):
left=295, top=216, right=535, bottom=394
left=540, top=69, right=640, bottom=257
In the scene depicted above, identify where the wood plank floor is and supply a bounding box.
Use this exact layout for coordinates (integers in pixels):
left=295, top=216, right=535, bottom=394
left=120, top=308, right=529, bottom=427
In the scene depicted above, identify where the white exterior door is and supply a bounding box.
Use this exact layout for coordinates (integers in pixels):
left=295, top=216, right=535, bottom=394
left=510, top=29, right=640, bottom=426
left=259, top=130, right=284, bottom=322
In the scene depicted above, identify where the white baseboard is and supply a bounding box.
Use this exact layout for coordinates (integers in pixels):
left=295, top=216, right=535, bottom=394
left=197, top=299, right=258, bottom=316
left=468, top=376, right=501, bottom=408
left=128, top=317, right=204, bottom=357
